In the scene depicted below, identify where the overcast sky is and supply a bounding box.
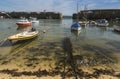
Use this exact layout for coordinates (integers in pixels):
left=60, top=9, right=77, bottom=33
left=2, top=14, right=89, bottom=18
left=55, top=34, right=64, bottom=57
left=0, top=0, right=120, bottom=15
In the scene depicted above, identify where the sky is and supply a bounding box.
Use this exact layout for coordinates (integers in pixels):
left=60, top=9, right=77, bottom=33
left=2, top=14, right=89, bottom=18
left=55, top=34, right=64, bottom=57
left=0, top=0, right=120, bottom=16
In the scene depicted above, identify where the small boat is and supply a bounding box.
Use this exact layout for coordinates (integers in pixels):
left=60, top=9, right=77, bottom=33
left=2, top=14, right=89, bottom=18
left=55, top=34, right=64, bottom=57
left=96, top=19, right=109, bottom=26
left=89, top=20, right=97, bottom=25
left=16, top=19, right=32, bottom=27
left=8, top=31, right=38, bottom=41
left=30, top=18, right=39, bottom=23
left=79, top=20, right=89, bottom=26
left=71, top=23, right=82, bottom=31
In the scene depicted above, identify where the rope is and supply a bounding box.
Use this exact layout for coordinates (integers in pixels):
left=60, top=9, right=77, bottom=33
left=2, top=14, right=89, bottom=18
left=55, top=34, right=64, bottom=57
left=0, top=38, right=8, bottom=47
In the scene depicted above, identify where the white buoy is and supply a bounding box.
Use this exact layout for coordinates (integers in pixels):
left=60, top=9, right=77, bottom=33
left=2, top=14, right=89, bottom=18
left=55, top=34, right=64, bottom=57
left=43, top=30, right=46, bottom=33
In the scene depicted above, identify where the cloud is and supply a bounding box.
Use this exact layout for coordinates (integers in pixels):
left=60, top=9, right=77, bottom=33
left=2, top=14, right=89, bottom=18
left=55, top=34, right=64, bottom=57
left=87, top=3, right=97, bottom=10
left=0, top=0, right=76, bottom=15
left=0, top=0, right=120, bottom=15
left=104, top=0, right=120, bottom=3
left=77, top=0, right=97, bottom=10
left=53, top=0, right=76, bottom=15
left=10, top=0, right=54, bottom=12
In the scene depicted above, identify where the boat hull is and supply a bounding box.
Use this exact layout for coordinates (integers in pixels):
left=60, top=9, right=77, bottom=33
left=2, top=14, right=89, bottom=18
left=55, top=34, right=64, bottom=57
left=71, top=23, right=82, bottom=31
left=96, top=23, right=109, bottom=27
left=16, top=23, right=32, bottom=27
left=71, top=27, right=81, bottom=31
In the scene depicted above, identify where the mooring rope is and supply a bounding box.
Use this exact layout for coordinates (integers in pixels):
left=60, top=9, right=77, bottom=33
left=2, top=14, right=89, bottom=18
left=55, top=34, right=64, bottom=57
left=0, top=38, right=7, bottom=47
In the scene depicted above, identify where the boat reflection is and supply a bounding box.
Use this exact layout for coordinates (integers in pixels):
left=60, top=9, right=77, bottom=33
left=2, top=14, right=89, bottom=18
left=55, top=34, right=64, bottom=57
left=0, top=40, right=12, bottom=47
left=17, top=26, right=31, bottom=30
left=71, top=30, right=81, bottom=40
left=16, top=27, right=32, bottom=33
left=98, top=26, right=107, bottom=32
left=17, top=27, right=26, bottom=30
left=10, top=37, right=38, bottom=53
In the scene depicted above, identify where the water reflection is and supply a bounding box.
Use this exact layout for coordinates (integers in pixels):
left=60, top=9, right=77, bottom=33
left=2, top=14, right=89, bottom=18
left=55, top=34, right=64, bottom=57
left=10, top=37, right=38, bottom=53
left=97, top=27, right=107, bottom=32
left=39, top=19, right=62, bottom=27
left=71, top=30, right=81, bottom=40
left=17, top=26, right=31, bottom=31
left=32, top=22, right=40, bottom=26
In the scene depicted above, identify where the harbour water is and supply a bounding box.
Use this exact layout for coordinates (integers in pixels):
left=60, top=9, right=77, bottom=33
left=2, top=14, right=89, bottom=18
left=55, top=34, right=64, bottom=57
left=0, top=19, right=120, bottom=78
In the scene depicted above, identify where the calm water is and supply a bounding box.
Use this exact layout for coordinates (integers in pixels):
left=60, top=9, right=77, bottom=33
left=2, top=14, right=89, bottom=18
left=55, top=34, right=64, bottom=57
left=0, top=19, right=120, bottom=76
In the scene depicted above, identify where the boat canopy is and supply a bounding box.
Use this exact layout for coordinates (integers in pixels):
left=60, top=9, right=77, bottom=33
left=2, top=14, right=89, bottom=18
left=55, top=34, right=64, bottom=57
left=71, top=23, right=82, bottom=27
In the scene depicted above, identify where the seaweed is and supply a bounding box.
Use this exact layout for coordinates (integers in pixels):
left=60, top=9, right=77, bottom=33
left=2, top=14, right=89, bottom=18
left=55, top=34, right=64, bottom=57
left=0, top=68, right=119, bottom=78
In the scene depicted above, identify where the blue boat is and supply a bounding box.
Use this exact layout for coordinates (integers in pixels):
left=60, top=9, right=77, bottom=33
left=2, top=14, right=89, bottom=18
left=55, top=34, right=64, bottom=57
left=71, top=23, right=82, bottom=31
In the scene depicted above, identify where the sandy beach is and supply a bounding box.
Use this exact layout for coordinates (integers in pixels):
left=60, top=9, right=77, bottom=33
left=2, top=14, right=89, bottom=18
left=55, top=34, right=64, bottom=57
left=0, top=39, right=120, bottom=79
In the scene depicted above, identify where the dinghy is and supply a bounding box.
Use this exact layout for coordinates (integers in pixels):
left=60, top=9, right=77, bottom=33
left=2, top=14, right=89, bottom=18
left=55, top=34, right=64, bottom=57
left=8, top=31, right=38, bottom=41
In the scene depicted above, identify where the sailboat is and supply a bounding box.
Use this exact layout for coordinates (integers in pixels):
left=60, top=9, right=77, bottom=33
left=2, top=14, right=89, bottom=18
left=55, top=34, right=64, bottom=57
left=71, top=23, right=82, bottom=31
left=71, top=0, right=82, bottom=31
left=78, top=5, right=89, bottom=26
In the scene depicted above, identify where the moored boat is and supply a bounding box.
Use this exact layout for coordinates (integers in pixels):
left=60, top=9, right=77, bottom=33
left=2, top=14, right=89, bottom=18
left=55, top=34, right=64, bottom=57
left=16, top=19, right=32, bottom=27
left=8, top=31, right=38, bottom=41
left=71, top=23, right=82, bottom=31
left=95, top=19, right=109, bottom=26
left=79, top=20, right=89, bottom=26
left=89, top=20, right=97, bottom=25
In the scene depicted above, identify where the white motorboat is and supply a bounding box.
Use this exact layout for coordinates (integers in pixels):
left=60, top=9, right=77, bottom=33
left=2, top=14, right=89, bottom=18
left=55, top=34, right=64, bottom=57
left=16, top=19, right=32, bottom=27
left=96, top=19, right=109, bottom=26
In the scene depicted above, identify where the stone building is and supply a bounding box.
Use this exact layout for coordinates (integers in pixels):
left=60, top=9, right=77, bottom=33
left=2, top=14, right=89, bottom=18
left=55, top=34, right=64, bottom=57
left=72, top=9, right=120, bottom=20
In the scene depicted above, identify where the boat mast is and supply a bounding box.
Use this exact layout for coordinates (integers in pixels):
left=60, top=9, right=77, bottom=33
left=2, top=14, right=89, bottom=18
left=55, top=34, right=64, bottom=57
left=84, top=4, right=87, bottom=20
left=77, top=0, right=79, bottom=22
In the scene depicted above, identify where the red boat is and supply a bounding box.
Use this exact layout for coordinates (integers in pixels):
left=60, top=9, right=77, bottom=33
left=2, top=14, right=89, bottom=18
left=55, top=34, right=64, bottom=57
left=16, top=19, right=32, bottom=27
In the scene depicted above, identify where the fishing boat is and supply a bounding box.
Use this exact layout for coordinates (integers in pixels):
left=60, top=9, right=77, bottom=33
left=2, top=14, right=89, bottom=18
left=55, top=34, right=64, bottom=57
left=71, top=23, right=82, bottom=31
left=96, top=19, right=109, bottom=26
left=8, top=30, right=38, bottom=41
left=16, top=19, right=32, bottom=27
